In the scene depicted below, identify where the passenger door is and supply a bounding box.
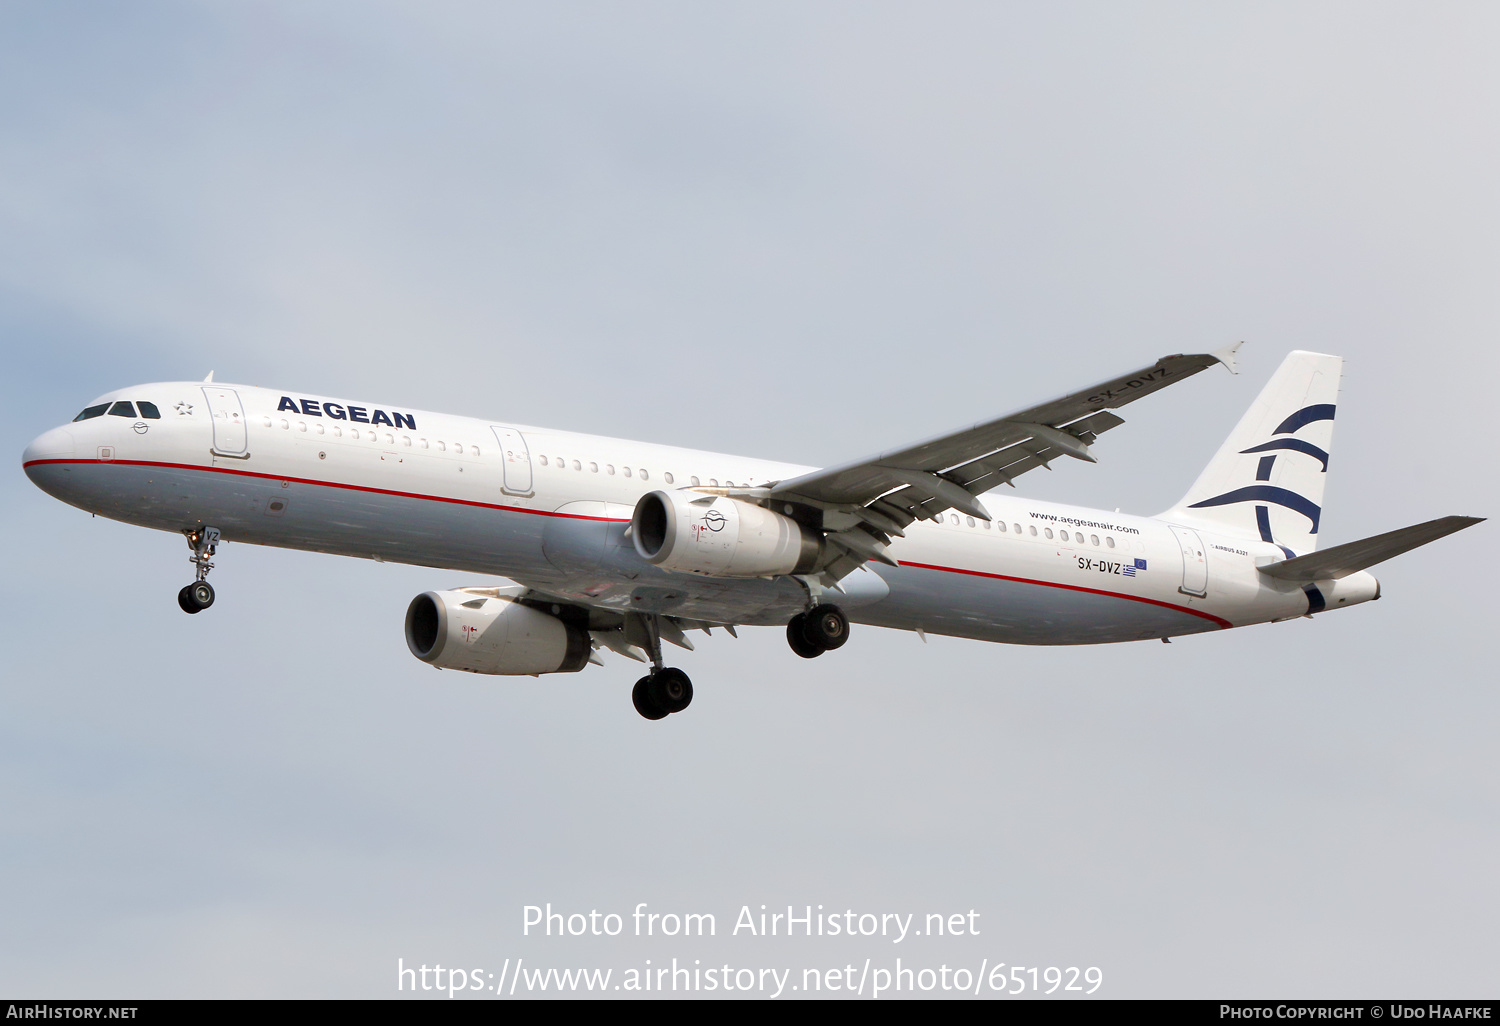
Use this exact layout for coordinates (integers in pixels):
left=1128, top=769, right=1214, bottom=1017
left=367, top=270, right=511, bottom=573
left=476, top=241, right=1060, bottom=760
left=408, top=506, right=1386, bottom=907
left=202, top=386, right=249, bottom=457
left=491, top=426, right=533, bottom=496
left=1169, top=524, right=1208, bottom=597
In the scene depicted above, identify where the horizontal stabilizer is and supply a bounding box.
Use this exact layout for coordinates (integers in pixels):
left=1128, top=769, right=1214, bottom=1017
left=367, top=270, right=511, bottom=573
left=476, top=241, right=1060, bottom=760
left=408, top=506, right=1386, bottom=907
left=1258, top=516, right=1484, bottom=582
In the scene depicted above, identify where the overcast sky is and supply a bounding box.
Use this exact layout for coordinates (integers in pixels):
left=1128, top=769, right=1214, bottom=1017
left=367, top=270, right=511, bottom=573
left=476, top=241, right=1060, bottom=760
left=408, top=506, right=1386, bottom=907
left=2, top=2, right=1496, bottom=999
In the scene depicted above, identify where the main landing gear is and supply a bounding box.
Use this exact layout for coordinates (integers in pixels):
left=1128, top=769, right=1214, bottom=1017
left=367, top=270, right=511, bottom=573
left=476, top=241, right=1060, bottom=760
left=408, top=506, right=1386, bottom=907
left=178, top=526, right=221, bottom=614
left=786, top=604, right=849, bottom=659
left=632, top=668, right=694, bottom=720
left=627, top=612, right=694, bottom=720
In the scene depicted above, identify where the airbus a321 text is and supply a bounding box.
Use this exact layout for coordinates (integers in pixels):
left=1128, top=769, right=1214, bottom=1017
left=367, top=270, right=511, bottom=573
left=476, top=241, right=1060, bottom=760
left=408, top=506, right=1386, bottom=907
left=22, top=346, right=1481, bottom=719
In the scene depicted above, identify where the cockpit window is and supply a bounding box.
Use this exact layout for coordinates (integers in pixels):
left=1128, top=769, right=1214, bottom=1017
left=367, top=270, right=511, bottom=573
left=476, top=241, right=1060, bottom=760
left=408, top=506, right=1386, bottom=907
left=73, top=404, right=109, bottom=421
left=137, top=401, right=161, bottom=419
left=108, top=401, right=137, bottom=418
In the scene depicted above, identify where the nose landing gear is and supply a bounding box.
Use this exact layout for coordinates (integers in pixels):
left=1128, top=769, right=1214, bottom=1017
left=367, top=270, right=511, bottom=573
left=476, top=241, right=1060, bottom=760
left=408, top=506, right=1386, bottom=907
left=786, top=604, right=850, bottom=659
left=178, top=527, right=221, bottom=614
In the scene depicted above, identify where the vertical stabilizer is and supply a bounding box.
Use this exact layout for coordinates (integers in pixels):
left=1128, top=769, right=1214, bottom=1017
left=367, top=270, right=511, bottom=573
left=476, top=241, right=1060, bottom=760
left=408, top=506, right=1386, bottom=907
left=1162, top=350, right=1341, bottom=555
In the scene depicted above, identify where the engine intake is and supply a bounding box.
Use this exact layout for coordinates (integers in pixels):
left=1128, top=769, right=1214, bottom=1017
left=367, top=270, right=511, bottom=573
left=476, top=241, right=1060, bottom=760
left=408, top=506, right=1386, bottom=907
left=630, top=490, right=822, bottom=578
left=404, top=589, right=591, bottom=675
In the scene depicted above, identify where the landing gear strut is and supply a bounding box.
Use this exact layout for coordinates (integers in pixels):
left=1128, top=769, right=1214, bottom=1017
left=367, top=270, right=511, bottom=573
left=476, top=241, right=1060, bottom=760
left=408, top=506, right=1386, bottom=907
left=627, top=612, right=694, bottom=720
left=787, top=604, right=849, bottom=659
left=178, top=526, right=220, bottom=614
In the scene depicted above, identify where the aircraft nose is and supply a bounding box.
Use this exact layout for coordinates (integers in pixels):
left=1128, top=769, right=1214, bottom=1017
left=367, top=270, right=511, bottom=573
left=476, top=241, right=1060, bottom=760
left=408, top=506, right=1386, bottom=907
left=22, top=425, right=76, bottom=467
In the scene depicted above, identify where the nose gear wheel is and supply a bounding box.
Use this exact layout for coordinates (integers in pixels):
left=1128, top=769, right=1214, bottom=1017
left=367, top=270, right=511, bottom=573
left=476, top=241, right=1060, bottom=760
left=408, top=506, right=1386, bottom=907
left=178, top=581, right=216, bottom=614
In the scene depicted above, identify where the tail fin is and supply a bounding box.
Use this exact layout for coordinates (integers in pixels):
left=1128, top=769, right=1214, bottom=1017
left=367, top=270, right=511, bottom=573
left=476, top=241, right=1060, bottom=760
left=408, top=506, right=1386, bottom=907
left=1162, top=350, right=1341, bottom=555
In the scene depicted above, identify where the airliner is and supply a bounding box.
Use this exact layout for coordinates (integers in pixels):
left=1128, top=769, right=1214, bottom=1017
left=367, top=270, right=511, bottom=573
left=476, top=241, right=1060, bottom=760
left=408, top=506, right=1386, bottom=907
left=21, top=346, right=1480, bottom=719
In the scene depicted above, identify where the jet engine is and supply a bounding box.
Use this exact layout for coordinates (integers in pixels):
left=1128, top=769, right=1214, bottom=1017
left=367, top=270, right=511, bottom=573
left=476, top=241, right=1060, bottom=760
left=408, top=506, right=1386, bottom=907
left=630, top=490, right=823, bottom=577
left=404, top=589, right=591, bottom=675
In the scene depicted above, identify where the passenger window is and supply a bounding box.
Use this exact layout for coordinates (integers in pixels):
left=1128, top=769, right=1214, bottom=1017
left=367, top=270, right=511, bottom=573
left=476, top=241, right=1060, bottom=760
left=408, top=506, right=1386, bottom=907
left=298, top=421, right=307, bottom=432
left=333, top=427, right=343, bottom=437
left=402, top=436, right=411, bottom=446
left=473, top=447, right=480, bottom=456
left=349, top=428, right=360, bottom=439
left=1076, top=532, right=1085, bottom=543
left=664, top=472, right=674, bottom=484
left=108, top=401, right=136, bottom=418
left=1106, top=536, right=1115, bottom=548
left=966, top=516, right=975, bottom=527
left=623, top=467, right=632, bottom=478
left=607, top=465, right=615, bottom=475
left=950, top=514, right=960, bottom=525
left=572, top=459, right=580, bottom=470
left=709, top=479, right=718, bottom=486
left=691, top=476, right=700, bottom=486
left=997, top=522, right=1006, bottom=532
left=137, top=401, right=162, bottom=419
left=73, top=404, right=109, bottom=421
left=1091, top=534, right=1100, bottom=546
left=725, top=481, right=734, bottom=487
left=316, top=424, right=324, bottom=434
left=437, top=441, right=446, bottom=451
left=983, top=520, right=990, bottom=529
left=589, top=462, right=598, bottom=473
left=539, top=455, right=548, bottom=466
left=1014, top=524, right=1022, bottom=534
left=279, top=419, right=289, bottom=429
left=640, top=469, right=649, bottom=481
left=1044, top=528, right=1054, bottom=539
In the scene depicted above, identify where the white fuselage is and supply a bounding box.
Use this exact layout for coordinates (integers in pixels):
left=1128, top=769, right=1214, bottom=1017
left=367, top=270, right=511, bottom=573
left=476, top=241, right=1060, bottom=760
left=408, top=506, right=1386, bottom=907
left=22, top=381, right=1379, bottom=645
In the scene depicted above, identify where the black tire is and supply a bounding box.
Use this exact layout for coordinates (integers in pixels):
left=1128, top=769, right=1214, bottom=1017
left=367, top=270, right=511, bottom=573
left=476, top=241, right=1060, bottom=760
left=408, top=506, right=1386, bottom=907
left=649, top=667, right=694, bottom=714
left=786, top=614, right=822, bottom=659
left=805, top=604, right=849, bottom=651
left=632, top=677, right=669, bottom=720
left=185, top=581, right=215, bottom=611
left=177, top=586, right=201, bottom=615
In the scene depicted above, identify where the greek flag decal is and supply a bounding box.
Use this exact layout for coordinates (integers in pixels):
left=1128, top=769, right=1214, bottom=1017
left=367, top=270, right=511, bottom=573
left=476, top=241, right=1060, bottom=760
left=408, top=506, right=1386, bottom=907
left=1123, top=558, right=1146, bottom=578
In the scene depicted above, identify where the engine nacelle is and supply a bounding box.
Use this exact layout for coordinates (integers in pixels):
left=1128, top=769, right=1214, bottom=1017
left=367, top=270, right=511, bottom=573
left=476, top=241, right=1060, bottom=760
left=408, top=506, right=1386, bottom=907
left=631, top=490, right=822, bottom=577
left=404, top=589, right=591, bottom=675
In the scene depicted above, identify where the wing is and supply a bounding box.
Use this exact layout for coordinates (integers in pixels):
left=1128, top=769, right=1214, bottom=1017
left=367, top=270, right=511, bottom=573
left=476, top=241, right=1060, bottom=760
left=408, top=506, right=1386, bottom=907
left=767, top=347, right=1238, bottom=578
